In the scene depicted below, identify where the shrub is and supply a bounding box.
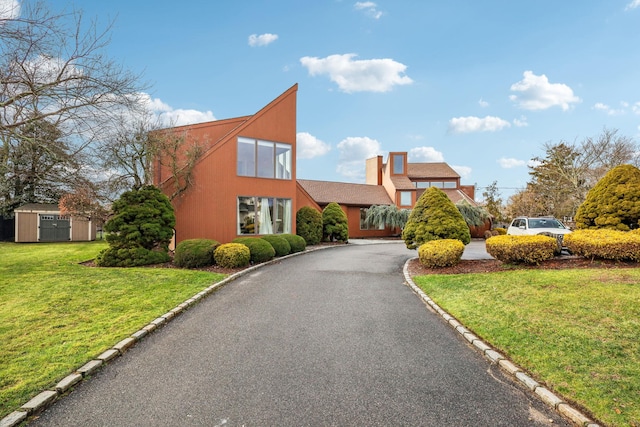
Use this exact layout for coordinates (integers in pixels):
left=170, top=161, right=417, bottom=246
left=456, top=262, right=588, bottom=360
left=232, top=237, right=276, bottom=263
left=296, top=206, right=323, bottom=245
left=96, top=185, right=175, bottom=267
left=564, top=229, right=640, bottom=261
left=486, top=235, right=557, bottom=264
left=214, top=243, right=251, bottom=268
left=95, top=247, right=171, bottom=267
left=418, top=239, right=465, bottom=268
left=280, top=233, right=306, bottom=253
left=322, top=202, right=349, bottom=242
left=575, top=164, right=640, bottom=231
left=260, top=235, right=291, bottom=257
left=484, top=230, right=493, bottom=239
left=173, top=239, right=220, bottom=268
left=494, top=227, right=507, bottom=235
left=402, top=187, right=471, bottom=249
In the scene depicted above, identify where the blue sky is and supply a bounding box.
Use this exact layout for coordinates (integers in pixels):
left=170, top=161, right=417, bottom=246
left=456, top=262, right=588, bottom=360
left=35, top=1, right=640, bottom=199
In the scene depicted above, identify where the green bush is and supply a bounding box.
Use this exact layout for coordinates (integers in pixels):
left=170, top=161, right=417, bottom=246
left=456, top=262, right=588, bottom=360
left=418, top=239, right=465, bottom=268
left=486, top=235, right=556, bottom=264
left=214, top=243, right=251, bottom=268
left=575, top=164, right=640, bottom=231
left=322, top=202, right=349, bottom=242
left=564, top=229, right=640, bottom=261
left=95, top=247, right=171, bottom=267
left=280, top=233, right=306, bottom=253
left=232, top=237, right=276, bottom=263
left=402, top=187, right=471, bottom=249
left=260, top=235, right=291, bottom=257
left=296, top=206, right=323, bottom=245
left=173, top=239, right=220, bottom=268
left=97, top=185, right=175, bottom=267
left=494, top=227, right=507, bottom=235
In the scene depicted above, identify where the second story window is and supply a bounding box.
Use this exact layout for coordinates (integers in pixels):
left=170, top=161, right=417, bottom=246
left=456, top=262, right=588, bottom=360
left=391, top=153, right=405, bottom=175
left=238, top=137, right=291, bottom=180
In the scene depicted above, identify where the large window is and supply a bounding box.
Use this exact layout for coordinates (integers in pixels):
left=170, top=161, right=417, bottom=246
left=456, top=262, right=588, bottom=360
left=399, top=191, right=412, bottom=206
left=238, top=196, right=292, bottom=235
left=360, top=208, right=385, bottom=230
left=414, top=181, right=456, bottom=189
left=238, top=137, right=291, bottom=179
left=391, top=153, right=405, bottom=175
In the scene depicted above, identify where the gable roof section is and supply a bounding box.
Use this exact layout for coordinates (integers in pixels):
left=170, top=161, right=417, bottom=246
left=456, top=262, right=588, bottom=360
left=407, top=162, right=459, bottom=179
left=297, top=179, right=394, bottom=206
left=441, top=189, right=477, bottom=205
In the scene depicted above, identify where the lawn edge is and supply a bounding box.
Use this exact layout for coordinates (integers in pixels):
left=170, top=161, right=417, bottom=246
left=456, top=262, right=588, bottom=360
left=402, top=257, right=602, bottom=427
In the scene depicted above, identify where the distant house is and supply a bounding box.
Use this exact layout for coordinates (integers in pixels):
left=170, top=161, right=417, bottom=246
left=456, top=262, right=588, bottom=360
left=14, top=203, right=96, bottom=243
left=155, top=84, right=479, bottom=244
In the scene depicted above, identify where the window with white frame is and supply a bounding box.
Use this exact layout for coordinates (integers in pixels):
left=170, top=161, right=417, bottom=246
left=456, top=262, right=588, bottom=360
left=237, top=137, right=291, bottom=179
left=238, top=196, right=292, bottom=235
left=399, top=191, right=412, bottom=206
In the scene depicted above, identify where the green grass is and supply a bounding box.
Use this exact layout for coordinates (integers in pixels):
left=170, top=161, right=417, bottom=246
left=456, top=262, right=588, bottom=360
left=0, top=241, right=225, bottom=419
left=413, top=269, right=640, bottom=427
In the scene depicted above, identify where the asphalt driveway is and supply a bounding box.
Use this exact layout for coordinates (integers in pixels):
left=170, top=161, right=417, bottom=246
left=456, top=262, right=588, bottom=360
left=30, top=242, right=568, bottom=426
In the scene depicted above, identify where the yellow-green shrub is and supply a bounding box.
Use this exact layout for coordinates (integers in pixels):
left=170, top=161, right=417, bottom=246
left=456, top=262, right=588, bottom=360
left=564, top=229, right=640, bottom=261
left=494, top=227, right=507, bottom=235
left=214, top=243, right=250, bottom=268
left=418, top=239, right=465, bottom=268
left=486, top=235, right=556, bottom=264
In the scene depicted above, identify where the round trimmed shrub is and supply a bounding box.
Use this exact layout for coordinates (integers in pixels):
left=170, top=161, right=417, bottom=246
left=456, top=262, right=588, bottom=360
left=260, top=235, right=291, bottom=257
left=564, top=229, right=640, bottom=261
left=486, top=235, right=556, bottom=264
left=174, top=239, right=220, bottom=268
left=322, top=202, right=349, bottom=242
left=402, top=187, right=471, bottom=249
left=296, top=206, right=323, bottom=245
left=280, top=233, right=306, bottom=253
left=493, top=227, right=507, bottom=235
left=418, top=239, right=465, bottom=268
left=232, top=237, right=276, bottom=263
left=214, top=243, right=250, bottom=268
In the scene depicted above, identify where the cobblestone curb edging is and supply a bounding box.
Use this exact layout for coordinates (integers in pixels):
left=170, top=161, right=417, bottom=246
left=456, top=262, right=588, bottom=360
left=0, top=244, right=339, bottom=427
left=402, top=257, right=601, bottom=427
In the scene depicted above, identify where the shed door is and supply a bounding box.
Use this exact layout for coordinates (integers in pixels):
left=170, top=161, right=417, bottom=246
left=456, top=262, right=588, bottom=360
left=39, top=214, right=70, bottom=242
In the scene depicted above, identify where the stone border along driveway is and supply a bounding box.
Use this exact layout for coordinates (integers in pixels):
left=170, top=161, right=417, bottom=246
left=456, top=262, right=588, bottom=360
left=1, top=242, right=599, bottom=427
left=402, top=261, right=601, bottom=427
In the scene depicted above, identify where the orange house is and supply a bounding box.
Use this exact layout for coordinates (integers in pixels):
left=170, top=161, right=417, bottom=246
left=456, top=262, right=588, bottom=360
left=155, top=84, right=298, bottom=244
left=156, top=84, right=479, bottom=244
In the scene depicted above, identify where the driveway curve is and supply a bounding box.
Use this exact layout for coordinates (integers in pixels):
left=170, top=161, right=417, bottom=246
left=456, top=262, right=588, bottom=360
left=31, top=242, right=569, bottom=426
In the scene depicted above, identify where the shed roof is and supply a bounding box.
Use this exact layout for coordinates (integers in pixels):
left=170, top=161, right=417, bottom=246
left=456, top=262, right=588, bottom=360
left=14, top=203, right=60, bottom=212
left=297, top=179, right=393, bottom=206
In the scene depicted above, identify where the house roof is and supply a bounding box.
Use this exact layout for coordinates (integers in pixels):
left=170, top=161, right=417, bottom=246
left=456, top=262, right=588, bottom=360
left=14, top=203, right=60, bottom=212
left=390, top=175, right=415, bottom=190
left=407, top=162, right=460, bottom=179
left=441, top=189, right=477, bottom=205
left=297, top=179, right=393, bottom=206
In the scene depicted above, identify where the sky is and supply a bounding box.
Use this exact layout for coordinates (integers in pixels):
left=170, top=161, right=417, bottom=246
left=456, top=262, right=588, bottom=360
left=10, top=1, right=640, bottom=200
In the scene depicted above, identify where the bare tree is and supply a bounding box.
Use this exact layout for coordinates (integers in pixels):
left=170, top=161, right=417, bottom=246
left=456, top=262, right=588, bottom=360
left=0, top=0, right=145, bottom=215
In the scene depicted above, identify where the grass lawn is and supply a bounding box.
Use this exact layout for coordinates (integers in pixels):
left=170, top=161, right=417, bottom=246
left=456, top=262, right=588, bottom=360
left=0, top=241, right=225, bottom=419
left=413, top=268, right=640, bottom=427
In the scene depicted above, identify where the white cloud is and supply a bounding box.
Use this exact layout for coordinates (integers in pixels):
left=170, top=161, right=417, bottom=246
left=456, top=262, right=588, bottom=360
left=513, top=116, right=528, bottom=127
left=478, top=98, right=489, bottom=108
left=633, top=102, right=640, bottom=115
left=0, top=0, right=20, bottom=19
left=408, top=146, right=444, bottom=162
left=354, top=1, right=383, bottom=19
left=248, top=33, right=278, bottom=47
left=336, top=136, right=383, bottom=180
left=498, top=158, right=526, bottom=168
left=300, top=53, right=413, bottom=93
left=626, top=0, right=640, bottom=10
left=140, top=93, right=216, bottom=126
left=452, top=165, right=472, bottom=179
left=593, top=102, right=626, bottom=116
left=448, top=115, right=511, bottom=133
left=296, top=132, right=331, bottom=159
left=509, top=71, right=581, bottom=111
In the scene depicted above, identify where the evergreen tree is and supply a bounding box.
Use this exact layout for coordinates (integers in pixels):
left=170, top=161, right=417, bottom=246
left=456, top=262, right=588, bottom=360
left=402, top=187, right=471, bottom=249
left=296, top=206, right=323, bottom=245
left=575, top=164, right=640, bottom=230
left=322, top=202, right=349, bottom=242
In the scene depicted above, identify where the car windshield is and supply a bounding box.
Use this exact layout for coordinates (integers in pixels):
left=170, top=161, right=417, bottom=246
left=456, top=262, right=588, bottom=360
left=528, top=218, right=566, bottom=229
